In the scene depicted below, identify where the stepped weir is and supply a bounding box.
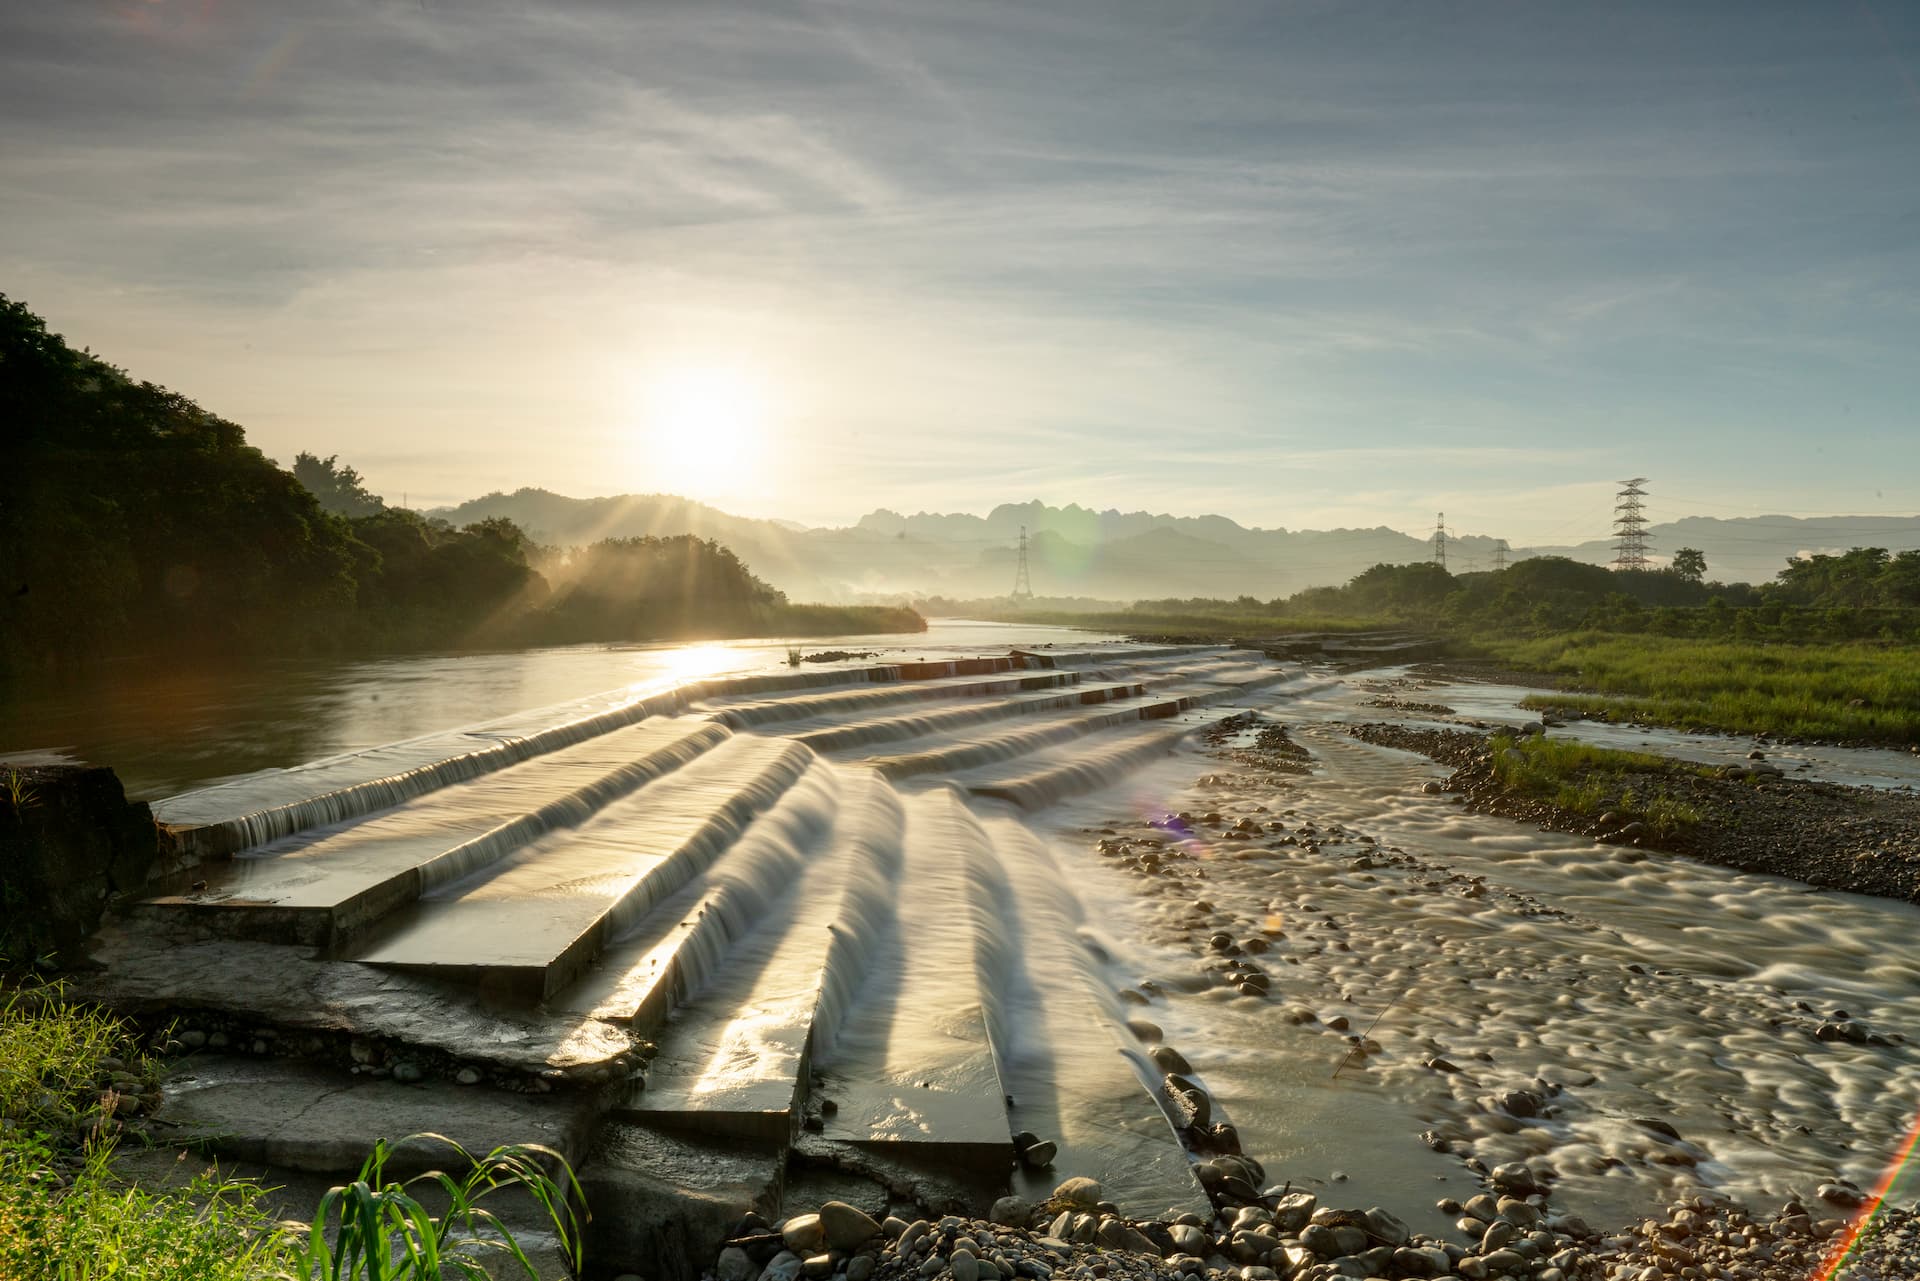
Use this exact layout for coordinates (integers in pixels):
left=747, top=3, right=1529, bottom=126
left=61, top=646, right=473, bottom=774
left=78, top=643, right=1307, bottom=1276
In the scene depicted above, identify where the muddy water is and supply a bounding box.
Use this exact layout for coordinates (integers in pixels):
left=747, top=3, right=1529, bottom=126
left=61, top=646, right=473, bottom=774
left=1029, top=686, right=1920, bottom=1230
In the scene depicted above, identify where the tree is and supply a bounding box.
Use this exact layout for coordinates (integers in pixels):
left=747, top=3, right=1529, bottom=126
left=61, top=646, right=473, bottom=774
left=292, top=452, right=385, bottom=518
left=1671, top=547, right=1707, bottom=585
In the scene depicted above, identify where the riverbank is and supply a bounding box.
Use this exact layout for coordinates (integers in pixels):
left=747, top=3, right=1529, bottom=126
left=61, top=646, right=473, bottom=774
left=1347, top=722, right=1920, bottom=906
left=1441, top=634, right=1920, bottom=746
left=723, top=1173, right=1913, bottom=1281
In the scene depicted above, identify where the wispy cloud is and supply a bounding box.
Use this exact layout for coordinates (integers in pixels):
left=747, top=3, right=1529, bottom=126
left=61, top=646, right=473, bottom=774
left=2, top=1, right=1916, bottom=542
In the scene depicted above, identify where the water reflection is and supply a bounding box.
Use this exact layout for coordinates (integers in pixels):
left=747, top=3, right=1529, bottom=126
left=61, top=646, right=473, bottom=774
left=0, top=621, right=1112, bottom=800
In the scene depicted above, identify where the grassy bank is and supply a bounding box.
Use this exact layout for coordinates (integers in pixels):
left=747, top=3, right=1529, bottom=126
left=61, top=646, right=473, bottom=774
left=1487, top=733, right=1707, bottom=837
left=0, top=985, right=582, bottom=1279
left=1468, top=632, right=1920, bottom=743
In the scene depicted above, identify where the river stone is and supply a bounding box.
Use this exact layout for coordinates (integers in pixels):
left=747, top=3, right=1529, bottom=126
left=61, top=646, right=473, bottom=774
left=1299, top=1224, right=1340, bottom=1256
left=1169, top=1225, right=1206, bottom=1254
left=820, top=1202, right=880, bottom=1250
left=951, top=1252, right=979, bottom=1281
left=1020, top=1140, right=1058, bottom=1169
left=1392, top=1246, right=1450, bottom=1277
left=782, top=1214, right=826, bottom=1253
left=1152, top=1045, right=1194, bottom=1074
left=802, top=1255, right=834, bottom=1279
left=763, top=1252, right=804, bottom=1281
left=1482, top=1220, right=1517, bottom=1252
left=1053, top=1177, right=1102, bottom=1209
left=847, top=1258, right=874, bottom=1281
left=391, top=1061, right=424, bottom=1085
left=1363, top=1207, right=1410, bottom=1247
left=1489, top=1163, right=1541, bottom=1196
left=717, top=1247, right=758, bottom=1281
left=990, top=1196, right=1032, bottom=1228
left=1329, top=1226, right=1368, bottom=1256
left=1496, top=1197, right=1541, bottom=1225
left=1271, top=1192, right=1316, bottom=1232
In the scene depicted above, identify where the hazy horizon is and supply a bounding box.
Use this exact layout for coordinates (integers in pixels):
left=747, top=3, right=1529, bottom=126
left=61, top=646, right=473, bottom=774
left=5, top=2, right=1918, bottom=546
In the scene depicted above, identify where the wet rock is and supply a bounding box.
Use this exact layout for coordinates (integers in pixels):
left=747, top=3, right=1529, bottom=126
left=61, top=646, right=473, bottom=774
left=1019, top=1139, right=1058, bottom=1169
left=1489, top=1162, right=1542, bottom=1196
left=987, top=1196, right=1029, bottom=1228
left=846, top=1257, right=874, bottom=1281
left=781, top=1214, right=826, bottom=1254
left=762, top=1252, right=804, bottom=1281
left=1151, top=1045, right=1194, bottom=1075
left=716, top=1247, right=758, bottom=1281
left=1362, top=1207, right=1409, bottom=1247
left=819, top=1202, right=879, bottom=1251
left=951, top=1251, right=979, bottom=1281
left=1053, top=1177, right=1102, bottom=1209
left=1270, top=1192, right=1316, bottom=1232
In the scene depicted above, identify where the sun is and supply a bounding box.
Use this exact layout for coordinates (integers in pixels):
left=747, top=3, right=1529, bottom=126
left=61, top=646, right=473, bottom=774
left=638, top=363, right=769, bottom=500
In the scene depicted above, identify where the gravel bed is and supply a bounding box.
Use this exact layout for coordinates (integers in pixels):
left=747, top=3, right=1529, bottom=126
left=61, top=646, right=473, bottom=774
left=713, top=1175, right=1913, bottom=1281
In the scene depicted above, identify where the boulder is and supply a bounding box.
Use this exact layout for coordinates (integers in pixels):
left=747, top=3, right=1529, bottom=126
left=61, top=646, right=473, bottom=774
left=819, top=1202, right=880, bottom=1251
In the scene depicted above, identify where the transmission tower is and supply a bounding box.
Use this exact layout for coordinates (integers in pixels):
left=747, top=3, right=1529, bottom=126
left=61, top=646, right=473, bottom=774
left=1612, top=478, right=1652, bottom=571
left=1010, top=525, right=1034, bottom=601
left=1492, top=539, right=1509, bottom=572
left=1431, top=512, right=1447, bottom=569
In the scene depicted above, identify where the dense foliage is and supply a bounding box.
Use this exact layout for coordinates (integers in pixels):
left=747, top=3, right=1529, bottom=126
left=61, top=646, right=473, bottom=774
left=0, top=294, right=920, bottom=676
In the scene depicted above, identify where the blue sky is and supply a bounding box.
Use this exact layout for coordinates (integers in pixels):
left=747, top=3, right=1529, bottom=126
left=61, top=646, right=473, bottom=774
left=3, top=1, right=1916, bottom=544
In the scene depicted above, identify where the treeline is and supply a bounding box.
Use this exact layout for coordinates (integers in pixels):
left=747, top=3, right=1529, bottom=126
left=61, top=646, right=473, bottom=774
left=1109, top=548, right=1919, bottom=643
left=0, top=294, right=919, bottom=676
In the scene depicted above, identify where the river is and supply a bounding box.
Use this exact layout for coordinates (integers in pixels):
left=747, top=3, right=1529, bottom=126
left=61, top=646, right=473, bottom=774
left=0, top=620, right=1110, bottom=800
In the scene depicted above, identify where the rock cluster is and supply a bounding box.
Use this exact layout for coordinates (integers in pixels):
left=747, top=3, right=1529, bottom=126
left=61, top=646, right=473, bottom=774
left=715, top=1178, right=1914, bottom=1281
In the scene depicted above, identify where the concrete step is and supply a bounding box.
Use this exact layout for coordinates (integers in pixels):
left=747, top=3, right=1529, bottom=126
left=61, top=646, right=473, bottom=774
left=811, top=788, right=1013, bottom=1175
left=851, top=686, right=1215, bottom=778
left=153, top=1056, right=598, bottom=1176
left=703, top=668, right=1082, bottom=731
left=148, top=660, right=1013, bottom=859
left=789, top=681, right=1150, bottom=755
left=355, top=736, right=815, bottom=1003
left=609, top=772, right=877, bottom=1142
left=135, top=719, right=729, bottom=949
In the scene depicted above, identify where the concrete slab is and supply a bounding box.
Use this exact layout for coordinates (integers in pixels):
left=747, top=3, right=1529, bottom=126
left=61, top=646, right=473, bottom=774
left=152, top=1056, right=599, bottom=1176
left=579, top=1121, right=785, bottom=1281
left=75, top=923, right=632, bottom=1075
left=357, top=738, right=814, bottom=1002
left=137, top=718, right=728, bottom=949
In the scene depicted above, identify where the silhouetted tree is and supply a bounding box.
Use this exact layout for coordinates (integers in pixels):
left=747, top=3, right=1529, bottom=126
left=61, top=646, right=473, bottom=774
left=293, top=452, right=385, bottom=517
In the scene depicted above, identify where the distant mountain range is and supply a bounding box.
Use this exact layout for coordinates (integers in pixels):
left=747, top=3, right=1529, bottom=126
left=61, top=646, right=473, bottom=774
left=427, top=490, right=1920, bottom=604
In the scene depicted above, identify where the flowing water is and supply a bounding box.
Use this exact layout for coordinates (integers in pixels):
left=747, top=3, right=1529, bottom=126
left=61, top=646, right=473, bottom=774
left=61, top=628, right=1920, bottom=1234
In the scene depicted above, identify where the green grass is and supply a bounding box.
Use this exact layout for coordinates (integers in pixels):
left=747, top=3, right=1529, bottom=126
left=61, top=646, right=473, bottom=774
left=1471, top=631, right=1920, bottom=743
left=293, top=1134, right=583, bottom=1280
left=0, top=986, right=149, bottom=1127
left=1487, top=733, right=1706, bottom=837
left=0, top=1136, right=292, bottom=1281
left=0, top=988, right=584, bottom=1279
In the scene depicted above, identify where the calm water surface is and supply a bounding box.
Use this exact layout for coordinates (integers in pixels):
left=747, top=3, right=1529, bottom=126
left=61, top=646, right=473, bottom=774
left=0, top=619, right=1112, bottom=800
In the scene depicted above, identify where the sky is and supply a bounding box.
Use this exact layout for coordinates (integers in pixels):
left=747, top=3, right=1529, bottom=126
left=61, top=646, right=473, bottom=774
left=3, top=0, right=1918, bottom=545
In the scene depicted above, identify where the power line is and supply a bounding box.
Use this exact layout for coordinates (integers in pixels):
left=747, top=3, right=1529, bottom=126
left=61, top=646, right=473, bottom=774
left=1010, top=525, right=1034, bottom=602
left=1612, top=478, right=1652, bottom=571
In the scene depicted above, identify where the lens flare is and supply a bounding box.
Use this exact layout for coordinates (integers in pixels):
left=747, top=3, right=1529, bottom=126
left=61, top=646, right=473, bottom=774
left=1815, top=1110, right=1920, bottom=1280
